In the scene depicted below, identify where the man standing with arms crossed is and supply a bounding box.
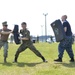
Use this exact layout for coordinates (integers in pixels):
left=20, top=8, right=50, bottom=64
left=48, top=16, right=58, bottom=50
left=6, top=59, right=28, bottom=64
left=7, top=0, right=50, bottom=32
left=54, top=15, right=74, bottom=62
left=13, top=22, right=47, bottom=63
left=0, top=21, right=12, bottom=63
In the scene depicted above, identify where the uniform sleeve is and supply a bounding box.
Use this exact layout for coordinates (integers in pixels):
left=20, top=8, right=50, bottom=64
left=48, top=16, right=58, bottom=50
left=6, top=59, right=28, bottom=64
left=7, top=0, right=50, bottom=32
left=25, top=31, right=30, bottom=38
left=63, top=22, right=67, bottom=28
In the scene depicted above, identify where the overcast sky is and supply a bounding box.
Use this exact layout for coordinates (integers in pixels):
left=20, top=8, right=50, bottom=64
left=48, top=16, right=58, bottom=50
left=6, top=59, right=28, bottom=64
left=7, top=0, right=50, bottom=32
left=0, top=0, right=75, bottom=36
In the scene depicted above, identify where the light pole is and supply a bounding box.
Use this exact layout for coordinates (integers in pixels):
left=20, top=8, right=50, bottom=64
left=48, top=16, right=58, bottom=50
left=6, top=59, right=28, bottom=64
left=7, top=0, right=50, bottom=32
left=41, top=25, right=44, bottom=42
left=43, top=13, right=48, bottom=42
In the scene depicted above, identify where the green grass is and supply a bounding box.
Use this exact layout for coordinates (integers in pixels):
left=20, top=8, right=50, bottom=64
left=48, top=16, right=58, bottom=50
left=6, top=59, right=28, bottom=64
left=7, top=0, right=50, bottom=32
left=0, top=42, right=75, bottom=75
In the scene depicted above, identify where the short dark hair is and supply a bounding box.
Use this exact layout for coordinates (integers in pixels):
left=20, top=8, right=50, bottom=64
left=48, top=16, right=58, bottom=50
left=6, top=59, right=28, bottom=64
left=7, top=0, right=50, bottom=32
left=63, top=15, right=67, bottom=19
left=21, top=22, right=27, bottom=25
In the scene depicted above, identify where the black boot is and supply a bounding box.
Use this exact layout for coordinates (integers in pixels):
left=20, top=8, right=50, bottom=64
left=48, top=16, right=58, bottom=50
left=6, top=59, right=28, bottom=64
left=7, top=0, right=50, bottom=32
left=13, top=56, right=18, bottom=63
left=4, top=57, right=7, bottom=63
left=70, top=57, right=74, bottom=62
left=13, top=53, right=19, bottom=63
left=41, top=56, right=48, bottom=63
left=54, top=57, right=62, bottom=62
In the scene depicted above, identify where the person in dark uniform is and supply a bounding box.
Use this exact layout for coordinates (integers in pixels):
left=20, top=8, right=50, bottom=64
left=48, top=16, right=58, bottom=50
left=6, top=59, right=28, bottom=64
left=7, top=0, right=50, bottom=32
left=0, top=21, right=12, bottom=63
left=13, top=22, right=47, bottom=63
left=54, top=15, right=74, bottom=62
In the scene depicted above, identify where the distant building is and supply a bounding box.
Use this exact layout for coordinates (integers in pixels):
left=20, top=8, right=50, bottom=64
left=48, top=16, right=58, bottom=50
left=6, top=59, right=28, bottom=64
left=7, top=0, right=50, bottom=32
left=31, top=35, right=56, bottom=43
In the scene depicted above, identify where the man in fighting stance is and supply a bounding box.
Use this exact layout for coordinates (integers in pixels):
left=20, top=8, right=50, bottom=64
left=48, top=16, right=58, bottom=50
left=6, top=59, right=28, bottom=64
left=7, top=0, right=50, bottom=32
left=13, top=22, right=47, bottom=63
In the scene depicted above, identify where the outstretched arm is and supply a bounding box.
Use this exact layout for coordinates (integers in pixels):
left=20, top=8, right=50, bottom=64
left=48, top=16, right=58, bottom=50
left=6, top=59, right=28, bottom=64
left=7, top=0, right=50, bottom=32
left=19, top=37, right=29, bottom=40
left=1, top=31, right=13, bottom=35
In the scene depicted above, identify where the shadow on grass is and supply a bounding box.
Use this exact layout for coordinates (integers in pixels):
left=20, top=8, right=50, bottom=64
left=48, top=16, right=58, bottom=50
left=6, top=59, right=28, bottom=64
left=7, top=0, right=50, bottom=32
left=62, top=62, right=75, bottom=68
left=0, top=62, right=43, bottom=67
left=55, top=62, right=75, bottom=68
left=0, top=62, right=13, bottom=66
left=17, top=62, right=43, bottom=67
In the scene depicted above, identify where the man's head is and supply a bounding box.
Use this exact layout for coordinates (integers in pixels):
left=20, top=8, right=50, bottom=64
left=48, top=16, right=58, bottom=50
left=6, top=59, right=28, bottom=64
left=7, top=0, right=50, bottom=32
left=61, top=15, right=67, bottom=21
left=21, top=22, right=27, bottom=29
left=2, top=21, right=8, bottom=30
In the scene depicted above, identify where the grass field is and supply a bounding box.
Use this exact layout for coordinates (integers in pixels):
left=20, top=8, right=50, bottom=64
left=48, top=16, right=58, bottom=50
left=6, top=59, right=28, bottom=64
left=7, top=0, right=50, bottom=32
left=0, top=42, right=75, bottom=75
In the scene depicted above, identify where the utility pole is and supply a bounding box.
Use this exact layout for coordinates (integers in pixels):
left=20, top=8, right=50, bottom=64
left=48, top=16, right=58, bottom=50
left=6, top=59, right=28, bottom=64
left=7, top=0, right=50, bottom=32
left=43, top=13, right=48, bottom=42
left=41, top=25, right=44, bottom=42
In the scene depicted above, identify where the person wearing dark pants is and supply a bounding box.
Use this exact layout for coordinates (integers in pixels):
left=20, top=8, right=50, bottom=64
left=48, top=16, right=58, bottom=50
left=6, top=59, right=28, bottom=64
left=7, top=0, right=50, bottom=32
left=13, top=22, right=47, bottom=63
left=54, top=15, right=74, bottom=62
